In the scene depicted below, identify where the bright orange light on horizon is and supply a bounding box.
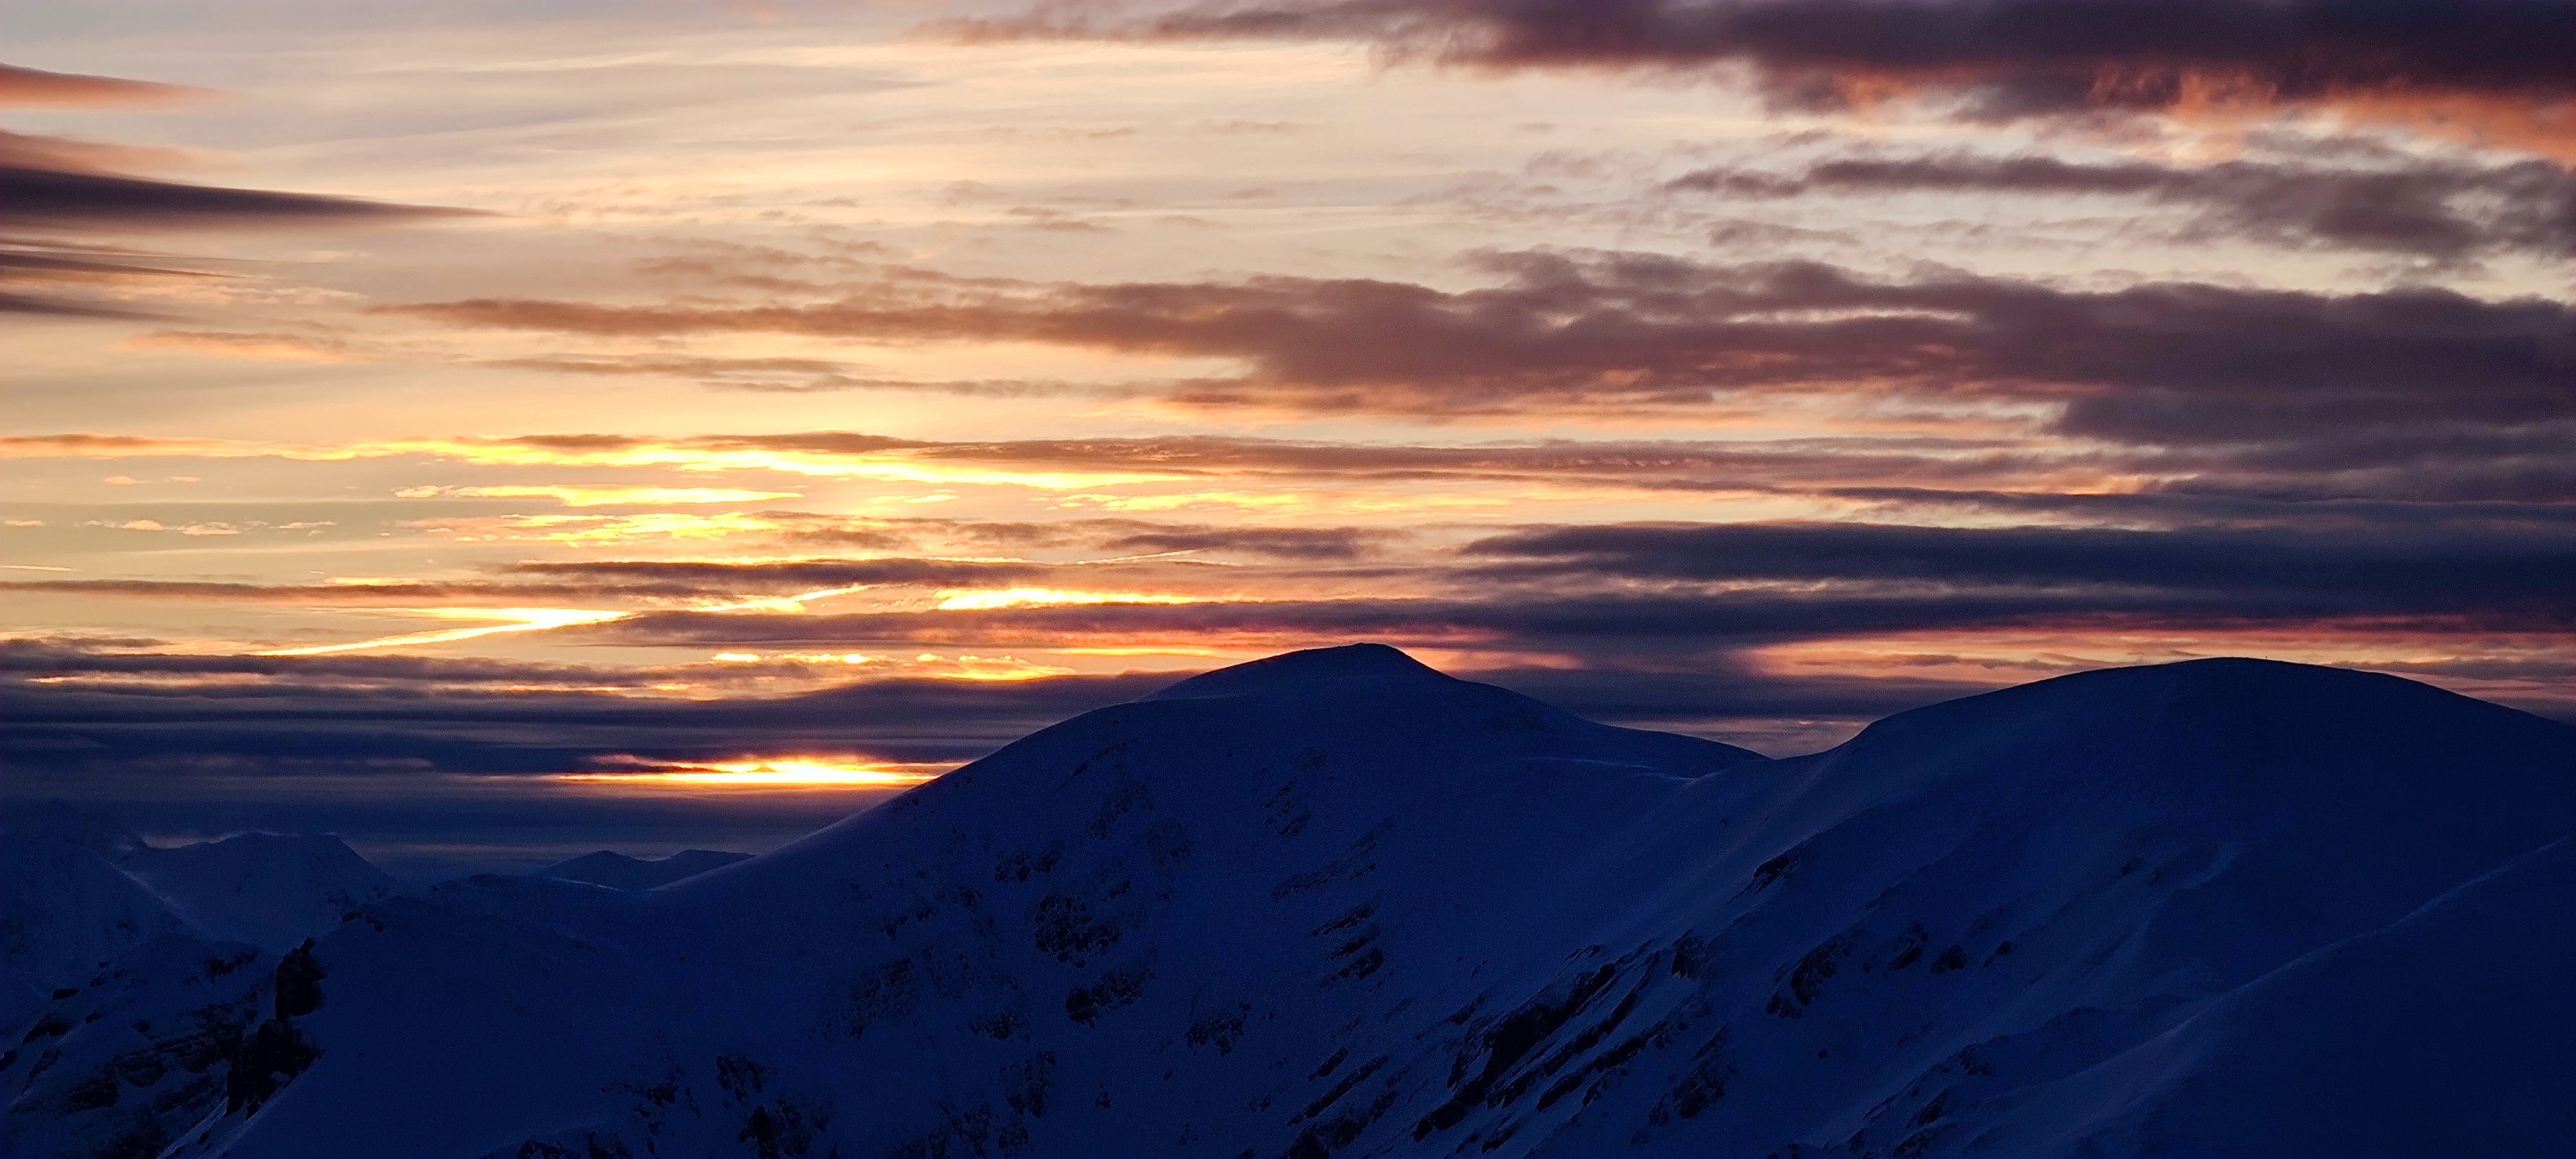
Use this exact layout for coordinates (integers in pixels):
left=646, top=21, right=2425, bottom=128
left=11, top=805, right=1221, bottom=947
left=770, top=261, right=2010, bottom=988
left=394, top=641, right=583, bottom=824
left=554, top=757, right=950, bottom=790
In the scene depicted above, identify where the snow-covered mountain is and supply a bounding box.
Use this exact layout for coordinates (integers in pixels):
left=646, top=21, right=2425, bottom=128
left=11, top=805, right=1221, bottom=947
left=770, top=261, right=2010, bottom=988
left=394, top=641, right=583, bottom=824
left=1, top=818, right=191, bottom=1029
left=1, top=814, right=412, bottom=1158
left=538, top=849, right=752, bottom=891
left=122, top=833, right=400, bottom=954
left=1, top=810, right=302, bottom=1159
left=12, top=645, right=2576, bottom=1158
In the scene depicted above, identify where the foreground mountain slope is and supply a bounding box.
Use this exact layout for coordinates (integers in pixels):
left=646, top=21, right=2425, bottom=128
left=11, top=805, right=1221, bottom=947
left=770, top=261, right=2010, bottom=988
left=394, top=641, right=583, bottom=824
left=1974, top=833, right=2576, bottom=1158
left=96, top=647, right=2576, bottom=1158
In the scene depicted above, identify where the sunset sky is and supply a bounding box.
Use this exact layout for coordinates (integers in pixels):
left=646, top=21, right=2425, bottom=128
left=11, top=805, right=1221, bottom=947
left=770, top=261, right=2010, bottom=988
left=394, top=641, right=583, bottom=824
left=7, top=0, right=2573, bottom=875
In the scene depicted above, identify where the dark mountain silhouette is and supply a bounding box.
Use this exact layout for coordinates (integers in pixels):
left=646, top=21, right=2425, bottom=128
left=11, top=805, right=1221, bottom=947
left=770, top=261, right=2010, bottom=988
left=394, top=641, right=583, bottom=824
left=10, top=646, right=2572, bottom=1158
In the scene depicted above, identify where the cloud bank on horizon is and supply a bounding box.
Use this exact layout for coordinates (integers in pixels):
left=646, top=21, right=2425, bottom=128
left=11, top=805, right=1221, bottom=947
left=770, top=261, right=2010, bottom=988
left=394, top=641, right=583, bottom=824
left=3, top=0, right=2570, bottom=872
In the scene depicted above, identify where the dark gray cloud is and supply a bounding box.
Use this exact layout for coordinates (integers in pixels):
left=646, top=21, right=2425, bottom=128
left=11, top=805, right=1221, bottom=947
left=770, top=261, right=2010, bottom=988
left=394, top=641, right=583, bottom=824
left=0, top=286, right=158, bottom=318
left=0, top=557, right=1071, bottom=606
left=1820, top=487, right=2576, bottom=532
left=1672, top=153, right=2576, bottom=260
left=0, top=640, right=678, bottom=685
left=1, top=77, right=476, bottom=315
left=0, top=236, right=195, bottom=317
left=0, top=164, right=473, bottom=233
left=496, top=556, right=1051, bottom=592
left=0, top=579, right=486, bottom=603
left=1084, top=520, right=1407, bottom=560
left=482, top=354, right=904, bottom=394
left=0, top=550, right=1360, bottom=606
left=1, top=247, right=204, bottom=284
left=554, top=517, right=2572, bottom=658
left=881, top=516, right=1408, bottom=560
left=498, top=425, right=2576, bottom=504
left=707, top=429, right=1970, bottom=481
left=952, top=1, right=2576, bottom=135
left=1460, top=520, right=2576, bottom=620
left=511, top=519, right=2576, bottom=702
left=0, top=653, right=1166, bottom=775
left=585, top=589, right=2565, bottom=656
left=385, top=252, right=2576, bottom=449
left=0, top=562, right=1038, bottom=606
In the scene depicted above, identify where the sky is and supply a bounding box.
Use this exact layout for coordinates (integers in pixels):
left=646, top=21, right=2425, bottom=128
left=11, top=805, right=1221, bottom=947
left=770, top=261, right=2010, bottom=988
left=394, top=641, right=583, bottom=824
left=6, top=0, right=2573, bottom=877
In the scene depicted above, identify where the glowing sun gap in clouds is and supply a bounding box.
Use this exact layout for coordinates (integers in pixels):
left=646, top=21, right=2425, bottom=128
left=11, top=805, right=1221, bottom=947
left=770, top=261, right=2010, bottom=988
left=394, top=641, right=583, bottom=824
left=552, top=758, right=950, bottom=790
left=255, top=585, right=884, bottom=655
left=262, top=608, right=630, bottom=655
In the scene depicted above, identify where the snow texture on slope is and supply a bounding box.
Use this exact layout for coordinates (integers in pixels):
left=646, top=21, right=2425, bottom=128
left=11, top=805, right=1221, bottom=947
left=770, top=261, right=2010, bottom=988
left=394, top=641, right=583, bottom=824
left=21, top=650, right=2576, bottom=1158
left=1, top=932, right=276, bottom=1159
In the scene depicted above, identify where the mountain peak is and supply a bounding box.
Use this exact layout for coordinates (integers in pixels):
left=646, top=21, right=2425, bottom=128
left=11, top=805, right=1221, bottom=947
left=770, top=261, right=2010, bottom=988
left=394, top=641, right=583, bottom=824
left=538, top=848, right=753, bottom=891
left=1141, top=642, right=1448, bottom=701
left=2063, top=655, right=2546, bottom=731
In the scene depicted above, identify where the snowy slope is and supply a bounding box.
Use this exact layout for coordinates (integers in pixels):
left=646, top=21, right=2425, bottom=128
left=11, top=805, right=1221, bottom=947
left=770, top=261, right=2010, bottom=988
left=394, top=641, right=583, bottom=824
left=1495, top=655, right=2576, bottom=1157
left=1, top=818, right=191, bottom=1029
left=123, top=833, right=399, bottom=953
left=2, top=823, right=404, bottom=1157
left=1, top=931, right=276, bottom=1159
left=24, top=645, right=2576, bottom=1158
left=1966, top=833, right=2576, bottom=1158
left=538, top=849, right=752, bottom=891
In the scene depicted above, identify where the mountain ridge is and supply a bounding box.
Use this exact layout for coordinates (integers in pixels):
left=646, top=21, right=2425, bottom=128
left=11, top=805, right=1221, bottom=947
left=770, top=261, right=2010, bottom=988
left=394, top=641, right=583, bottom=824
left=538, top=849, right=754, bottom=891
left=11, top=649, right=2572, bottom=1158
left=122, top=832, right=399, bottom=953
